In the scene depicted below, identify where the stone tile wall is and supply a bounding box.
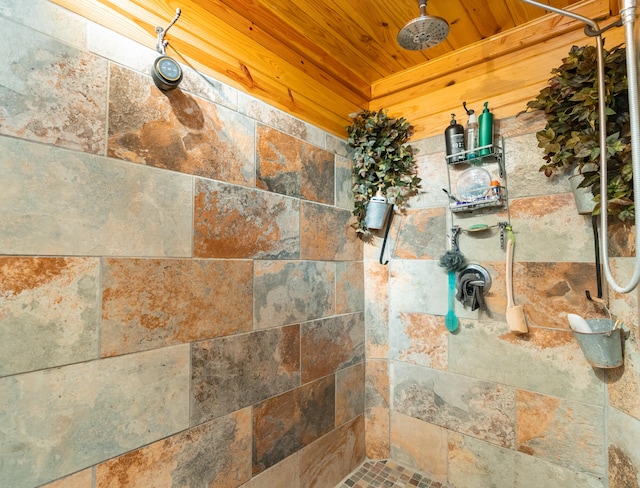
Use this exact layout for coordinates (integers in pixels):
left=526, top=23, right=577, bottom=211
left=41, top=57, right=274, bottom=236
left=0, top=1, right=364, bottom=486
left=367, top=109, right=640, bottom=487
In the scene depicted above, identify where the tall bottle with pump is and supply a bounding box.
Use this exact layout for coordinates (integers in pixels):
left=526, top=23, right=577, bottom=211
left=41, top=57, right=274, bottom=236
left=478, top=101, right=494, bottom=156
left=463, top=102, right=477, bottom=160
left=444, top=113, right=465, bottom=163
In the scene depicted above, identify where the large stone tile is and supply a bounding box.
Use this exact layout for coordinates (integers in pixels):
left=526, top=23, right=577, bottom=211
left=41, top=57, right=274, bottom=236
left=410, top=150, right=449, bottom=209
left=336, top=261, right=364, bottom=314
left=390, top=260, right=478, bottom=320
left=301, top=313, right=365, bottom=383
left=0, top=136, right=193, bottom=257
left=449, top=319, right=606, bottom=405
left=608, top=406, right=640, bottom=488
left=516, top=390, right=605, bottom=474
left=394, top=207, right=447, bottom=260
left=0, top=257, right=100, bottom=377
left=510, top=194, right=595, bottom=262
left=0, top=17, right=106, bottom=153
left=88, top=24, right=238, bottom=110
left=336, top=362, right=365, bottom=426
left=392, top=361, right=516, bottom=449
left=239, top=452, right=300, bottom=488
left=256, top=125, right=334, bottom=204
left=299, top=415, right=365, bottom=488
left=390, top=412, right=447, bottom=482
left=448, top=432, right=605, bottom=488
left=253, top=376, right=335, bottom=474
left=101, top=258, right=253, bottom=356
left=0, top=345, right=190, bottom=488
left=607, top=221, right=636, bottom=258
left=239, top=93, right=324, bottom=147
left=40, top=469, right=92, bottom=488
left=364, top=261, right=389, bottom=359
left=390, top=312, right=448, bottom=370
left=365, top=359, right=390, bottom=459
left=300, top=202, right=362, bottom=261
left=191, top=325, right=300, bottom=425
left=194, top=179, right=300, bottom=259
left=108, top=64, right=255, bottom=186
left=1, top=0, right=87, bottom=49
left=253, top=260, right=335, bottom=329
left=335, top=155, right=354, bottom=211
left=504, top=131, right=569, bottom=199
left=95, top=408, right=252, bottom=488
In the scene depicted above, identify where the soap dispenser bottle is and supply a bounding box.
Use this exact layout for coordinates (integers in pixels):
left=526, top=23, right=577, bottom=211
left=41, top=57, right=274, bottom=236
left=444, top=113, right=465, bottom=163
left=478, top=101, right=494, bottom=156
left=463, top=102, right=477, bottom=160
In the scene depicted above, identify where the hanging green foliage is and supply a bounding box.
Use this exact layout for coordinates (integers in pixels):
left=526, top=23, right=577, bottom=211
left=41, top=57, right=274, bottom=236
left=522, top=44, right=633, bottom=221
left=346, top=109, right=422, bottom=234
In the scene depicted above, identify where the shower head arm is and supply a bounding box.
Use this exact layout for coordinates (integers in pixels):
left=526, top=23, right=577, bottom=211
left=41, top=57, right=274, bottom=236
left=519, top=0, right=600, bottom=32
left=418, top=0, right=427, bottom=17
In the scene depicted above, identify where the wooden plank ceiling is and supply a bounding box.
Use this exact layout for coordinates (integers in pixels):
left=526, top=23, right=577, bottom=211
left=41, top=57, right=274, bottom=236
left=52, top=0, right=619, bottom=138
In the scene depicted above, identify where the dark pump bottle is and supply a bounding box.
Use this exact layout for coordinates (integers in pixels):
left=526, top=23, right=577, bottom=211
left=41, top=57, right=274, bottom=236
left=444, top=114, right=465, bottom=163
left=478, top=101, right=494, bottom=156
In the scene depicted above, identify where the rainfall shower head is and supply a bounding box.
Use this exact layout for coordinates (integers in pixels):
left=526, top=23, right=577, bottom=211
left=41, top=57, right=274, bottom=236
left=397, top=0, right=449, bottom=50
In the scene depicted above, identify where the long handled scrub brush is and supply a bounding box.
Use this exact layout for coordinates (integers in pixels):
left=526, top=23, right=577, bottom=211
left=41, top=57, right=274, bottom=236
left=505, top=227, right=528, bottom=334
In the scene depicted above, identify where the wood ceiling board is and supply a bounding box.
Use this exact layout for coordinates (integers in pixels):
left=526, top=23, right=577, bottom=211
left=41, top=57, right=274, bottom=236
left=382, top=23, right=626, bottom=139
left=370, top=0, right=611, bottom=99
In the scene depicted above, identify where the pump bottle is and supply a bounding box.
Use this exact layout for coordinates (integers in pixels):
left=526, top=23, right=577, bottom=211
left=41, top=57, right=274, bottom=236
left=463, top=102, right=477, bottom=160
left=444, top=114, right=465, bottom=163
left=478, top=101, right=494, bottom=156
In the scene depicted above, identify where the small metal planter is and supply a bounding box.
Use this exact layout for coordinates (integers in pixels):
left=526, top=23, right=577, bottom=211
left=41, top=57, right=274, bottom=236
left=573, top=318, right=623, bottom=369
left=569, top=172, right=596, bottom=215
left=365, top=196, right=392, bottom=230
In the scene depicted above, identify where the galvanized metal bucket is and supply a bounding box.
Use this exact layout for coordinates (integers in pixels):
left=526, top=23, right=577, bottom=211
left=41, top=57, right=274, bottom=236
left=573, top=318, right=623, bottom=369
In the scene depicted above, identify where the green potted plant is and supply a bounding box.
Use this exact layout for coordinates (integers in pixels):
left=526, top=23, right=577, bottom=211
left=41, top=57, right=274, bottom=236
left=346, top=109, right=422, bottom=235
left=522, top=44, right=633, bottom=221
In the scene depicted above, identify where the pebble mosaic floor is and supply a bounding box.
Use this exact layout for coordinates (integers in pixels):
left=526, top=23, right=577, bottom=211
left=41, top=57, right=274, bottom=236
left=335, top=459, right=451, bottom=488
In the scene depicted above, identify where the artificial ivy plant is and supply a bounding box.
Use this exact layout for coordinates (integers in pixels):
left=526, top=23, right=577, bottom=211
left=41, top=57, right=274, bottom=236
left=522, top=44, right=634, bottom=221
left=346, top=109, right=422, bottom=234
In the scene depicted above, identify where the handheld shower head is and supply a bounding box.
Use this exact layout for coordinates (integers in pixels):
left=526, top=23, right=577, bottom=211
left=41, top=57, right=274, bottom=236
left=397, top=0, right=449, bottom=50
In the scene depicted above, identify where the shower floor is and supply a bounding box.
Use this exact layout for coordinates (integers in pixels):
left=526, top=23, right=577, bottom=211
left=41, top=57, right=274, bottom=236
left=335, top=459, right=450, bottom=488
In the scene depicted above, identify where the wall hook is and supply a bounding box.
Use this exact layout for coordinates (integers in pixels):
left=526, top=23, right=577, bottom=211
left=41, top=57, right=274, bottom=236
left=586, top=215, right=604, bottom=302
left=379, top=204, right=395, bottom=265
left=156, top=8, right=182, bottom=55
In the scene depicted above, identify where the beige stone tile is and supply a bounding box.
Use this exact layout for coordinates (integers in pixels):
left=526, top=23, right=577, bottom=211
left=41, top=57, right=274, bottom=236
left=365, top=261, right=389, bottom=359
left=301, top=313, right=365, bottom=383
left=410, top=150, right=449, bottom=209
left=254, top=260, right=335, bottom=329
left=365, top=359, right=390, bottom=459
left=240, top=452, right=300, bottom=488
left=510, top=194, right=595, bottom=262
left=96, top=408, right=252, bottom=488
left=608, top=406, right=640, bottom=488
left=336, top=261, right=364, bottom=314
left=390, top=312, right=448, bottom=370
left=391, top=412, right=447, bottom=482
left=40, top=469, right=93, bottom=488
left=300, top=202, right=362, bottom=261
left=394, top=207, right=447, bottom=260
left=335, top=155, right=354, bottom=211
left=101, top=258, right=253, bottom=356
left=0, top=345, right=190, bottom=487
left=516, top=390, right=605, bottom=474
left=449, top=319, right=606, bottom=405
left=0, top=257, right=100, bottom=377
left=194, top=179, right=300, bottom=259
left=299, top=415, right=365, bottom=488
left=0, top=136, right=193, bottom=257
left=108, top=64, right=255, bottom=186
left=1, top=18, right=106, bottom=153
left=336, top=363, right=365, bottom=426
left=392, top=361, right=516, bottom=449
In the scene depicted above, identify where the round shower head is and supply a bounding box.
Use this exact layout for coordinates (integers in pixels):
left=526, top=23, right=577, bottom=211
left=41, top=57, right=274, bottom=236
left=397, top=0, right=449, bottom=50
